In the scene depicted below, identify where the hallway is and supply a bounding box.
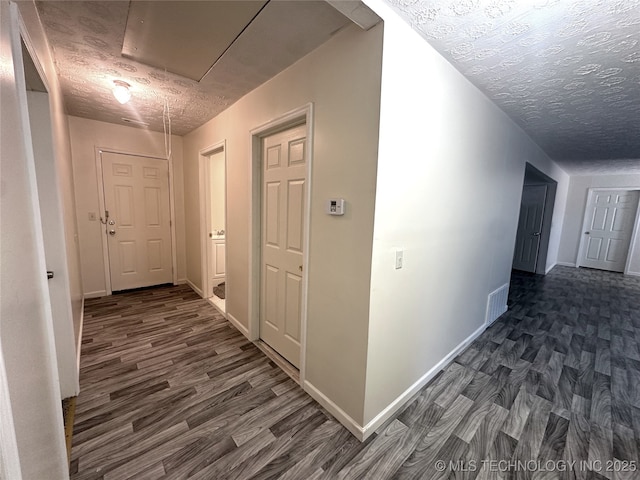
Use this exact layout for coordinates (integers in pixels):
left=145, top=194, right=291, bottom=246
left=71, top=267, right=640, bottom=479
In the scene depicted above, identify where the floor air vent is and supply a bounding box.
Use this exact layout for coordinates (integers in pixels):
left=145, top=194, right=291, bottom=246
left=485, top=284, right=509, bottom=326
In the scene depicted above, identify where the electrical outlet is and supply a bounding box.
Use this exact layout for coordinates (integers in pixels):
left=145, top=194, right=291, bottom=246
left=395, top=250, right=403, bottom=269
left=88, top=212, right=97, bottom=221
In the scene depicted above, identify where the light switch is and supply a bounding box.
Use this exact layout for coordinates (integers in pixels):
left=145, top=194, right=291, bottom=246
left=395, top=250, right=403, bottom=269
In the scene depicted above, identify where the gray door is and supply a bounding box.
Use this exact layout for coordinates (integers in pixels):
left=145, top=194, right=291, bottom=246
left=513, top=185, right=547, bottom=273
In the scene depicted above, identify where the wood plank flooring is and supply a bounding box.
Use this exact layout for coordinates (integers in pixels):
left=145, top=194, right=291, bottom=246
left=72, top=267, right=640, bottom=479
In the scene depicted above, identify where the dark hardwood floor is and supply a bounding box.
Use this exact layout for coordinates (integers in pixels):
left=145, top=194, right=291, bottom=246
left=71, top=267, right=640, bottom=479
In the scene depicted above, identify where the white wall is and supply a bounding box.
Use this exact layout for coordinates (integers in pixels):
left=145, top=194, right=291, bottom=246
left=209, top=151, right=225, bottom=233
left=558, top=174, right=640, bottom=273
left=28, top=91, right=79, bottom=398
left=0, top=2, right=69, bottom=477
left=19, top=0, right=85, bottom=385
left=362, top=0, right=569, bottom=428
left=183, top=24, right=383, bottom=425
left=68, top=116, right=186, bottom=297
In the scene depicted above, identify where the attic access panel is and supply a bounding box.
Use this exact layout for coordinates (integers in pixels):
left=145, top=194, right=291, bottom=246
left=122, top=0, right=267, bottom=81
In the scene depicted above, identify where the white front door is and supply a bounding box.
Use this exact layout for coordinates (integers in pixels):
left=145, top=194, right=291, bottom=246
left=513, top=185, right=547, bottom=273
left=101, top=152, right=172, bottom=291
left=580, top=190, right=640, bottom=272
left=260, top=124, right=307, bottom=368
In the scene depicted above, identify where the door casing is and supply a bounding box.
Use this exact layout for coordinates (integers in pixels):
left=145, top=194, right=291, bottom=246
left=248, top=103, right=313, bottom=385
left=576, top=187, right=640, bottom=274
left=96, top=148, right=178, bottom=295
left=199, top=140, right=227, bottom=304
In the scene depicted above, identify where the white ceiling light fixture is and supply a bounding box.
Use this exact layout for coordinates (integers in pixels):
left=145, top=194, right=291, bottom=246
left=112, top=80, right=132, bottom=104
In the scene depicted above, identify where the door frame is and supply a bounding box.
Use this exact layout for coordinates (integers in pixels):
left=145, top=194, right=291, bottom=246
left=248, top=103, right=313, bottom=385
left=95, top=147, right=178, bottom=295
left=198, top=140, right=227, bottom=303
left=513, top=163, right=558, bottom=275
left=576, top=187, right=640, bottom=275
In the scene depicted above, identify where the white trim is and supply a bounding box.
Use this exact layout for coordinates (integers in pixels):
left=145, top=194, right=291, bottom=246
left=207, top=298, right=227, bottom=318
left=555, top=262, right=576, bottom=268
left=359, top=322, right=487, bottom=440
left=94, top=148, right=112, bottom=295
left=227, top=313, right=250, bottom=338
left=545, top=263, right=557, bottom=274
left=168, top=150, right=178, bottom=286
left=95, top=148, right=178, bottom=294
left=186, top=279, right=204, bottom=298
left=76, top=296, right=84, bottom=375
left=83, top=290, right=107, bottom=299
left=576, top=187, right=640, bottom=275
left=303, top=381, right=365, bottom=440
left=624, top=198, right=640, bottom=275
left=199, top=140, right=226, bottom=305
left=176, top=278, right=188, bottom=285
left=248, top=103, right=314, bottom=384
left=305, top=321, right=487, bottom=442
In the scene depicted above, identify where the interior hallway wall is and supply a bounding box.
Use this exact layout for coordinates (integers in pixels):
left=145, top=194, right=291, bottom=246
left=18, top=1, right=84, bottom=377
left=362, top=0, right=570, bottom=428
left=183, top=24, right=383, bottom=425
left=0, top=1, right=69, bottom=477
left=558, top=173, right=640, bottom=274
left=68, top=116, right=186, bottom=297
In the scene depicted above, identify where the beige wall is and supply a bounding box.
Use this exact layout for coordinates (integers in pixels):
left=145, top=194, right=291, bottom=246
left=183, top=24, right=383, bottom=424
left=362, top=0, right=570, bottom=427
left=68, top=116, right=186, bottom=297
left=19, top=0, right=84, bottom=390
left=558, top=174, right=640, bottom=274
left=1, top=1, right=69, bottom=477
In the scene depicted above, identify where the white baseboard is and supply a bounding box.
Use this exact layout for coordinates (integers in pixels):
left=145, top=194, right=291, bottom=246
left=227, top=313, right=249, bottom=338
left=625, top=271, right=640, bottom=277
left=76, top=296, right=85, bottom=377
left=301, top=322, right=488, bottom=442
left=186, top=279, right=203, bottom=298
left=83, top=290, right=107, bottom=299
left=176, top=278, right=187, bottom=285
left=304, top=381, right=365, bottom=441
left=359, top=322, right=487, bottom=440
left=545, top=263, right=556, bottom=274
left=556, top=262, right=576, bottom=268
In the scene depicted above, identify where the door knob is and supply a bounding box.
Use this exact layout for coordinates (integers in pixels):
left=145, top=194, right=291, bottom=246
left=585, top=231, right=590, bottom=235
left=109, top=229, right=116, bottom=236
left=299, top=265, right=303, bottom=272
left=532, top=232, right=541, bottom=236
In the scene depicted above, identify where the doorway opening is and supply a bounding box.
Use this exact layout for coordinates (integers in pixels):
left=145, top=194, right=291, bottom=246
left=512, top=163, right=558, bottom=275
left=199, top=141, right=227, bottom=315
left=576, top=188, right=640, bottom=274
left=96, top=150, right=177, bottom=294
left=249, top=104, right=313, bottom=384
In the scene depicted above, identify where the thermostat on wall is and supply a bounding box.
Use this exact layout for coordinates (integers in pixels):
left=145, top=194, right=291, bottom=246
left=326, top=198, right=345, bottom=216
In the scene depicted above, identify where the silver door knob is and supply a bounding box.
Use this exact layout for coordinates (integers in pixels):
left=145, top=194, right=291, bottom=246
left=532, top=232, right=541, bottom=236
left=109, top=229, right=116, bottom=236
left=585, top=231, right=590, bottom=235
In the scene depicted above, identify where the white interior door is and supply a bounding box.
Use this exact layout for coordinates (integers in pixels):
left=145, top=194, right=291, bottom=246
left=580, top=190, right=640, bottom=272
left=513, top=185, right=547, bottom=273
left=101, top=152, right=172, bottom=291
left=260, top=124, right=307, bottom=368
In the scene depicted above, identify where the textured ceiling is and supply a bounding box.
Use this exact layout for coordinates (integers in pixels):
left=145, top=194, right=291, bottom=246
left=35, top=0, right=640, bottom=174
left=35, top=1, right=350, bottom=135
left=386, top=0, right=640, bottom=174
